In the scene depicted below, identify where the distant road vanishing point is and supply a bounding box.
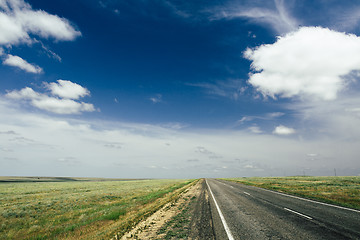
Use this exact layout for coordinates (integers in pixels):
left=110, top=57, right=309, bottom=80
left=205, top=179, right=360, bottom=240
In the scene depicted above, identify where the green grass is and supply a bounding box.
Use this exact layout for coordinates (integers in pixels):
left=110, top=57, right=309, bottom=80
left=223, top=176, right=360, bottom=210
left=0, top=178, right=194, bottom=239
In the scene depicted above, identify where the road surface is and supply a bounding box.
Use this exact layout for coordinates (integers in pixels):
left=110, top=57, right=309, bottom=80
left=206, top=178, right=360, bottom=240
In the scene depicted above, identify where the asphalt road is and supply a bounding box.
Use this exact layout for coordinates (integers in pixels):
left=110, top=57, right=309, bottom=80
left=206, top=178, right=360, bottom=240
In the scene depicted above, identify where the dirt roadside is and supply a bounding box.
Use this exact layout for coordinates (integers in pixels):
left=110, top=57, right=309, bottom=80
left=116, top=179, right=215, bottom=240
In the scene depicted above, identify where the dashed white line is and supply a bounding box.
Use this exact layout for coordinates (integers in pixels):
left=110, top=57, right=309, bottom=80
left=284, top=208, right=313, bottom=220
left=243, top=191, right=251, bottom=196
left=257, top=187, right=360, bottom=214
left=206, top=179, right=235, bottom=240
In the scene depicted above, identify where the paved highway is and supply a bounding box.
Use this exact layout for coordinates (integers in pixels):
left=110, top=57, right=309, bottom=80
left=206, top=178, right=360, bottom=240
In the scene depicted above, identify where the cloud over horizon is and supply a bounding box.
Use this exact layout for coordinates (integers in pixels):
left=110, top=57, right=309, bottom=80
left=0, top=97, right=359, bottom=178
left=1, top=0, right=360, bottom=179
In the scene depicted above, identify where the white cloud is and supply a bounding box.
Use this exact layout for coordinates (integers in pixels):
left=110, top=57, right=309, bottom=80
left=0, top=96, right=360, bottom=178
left=273, top=125, right=296, bottom=135
left=46, top=80, right=90, bottom=100
left=3, top=54, right=43, bottom=73
left=150, top=94, right=162, bottom=103
left=267, top=112, right=285, bottom=118
left=5, top=87, right=39, bottom=99
left=248, top=126, right=262, bottom=134
left=245, top=27, right=360, bottom=101
left=0, top=0, right=80, bottom=73
left=237, top=112, right=284, bottom=125
left=0, top=0, right=81, bottom=46
left=5, top=81, right=96, bottom=114
left=31, top=97, right=95, bottom=114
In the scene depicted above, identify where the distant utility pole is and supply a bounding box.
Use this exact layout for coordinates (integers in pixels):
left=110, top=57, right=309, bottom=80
left=334, top=168, right=337, bottom=177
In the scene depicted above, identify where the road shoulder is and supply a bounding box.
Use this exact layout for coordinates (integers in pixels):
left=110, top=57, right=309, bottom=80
left=118, top=179, right=215, bottom=240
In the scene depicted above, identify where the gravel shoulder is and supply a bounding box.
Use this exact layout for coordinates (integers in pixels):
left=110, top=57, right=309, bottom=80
left=118, top=179, right=214, bottom=240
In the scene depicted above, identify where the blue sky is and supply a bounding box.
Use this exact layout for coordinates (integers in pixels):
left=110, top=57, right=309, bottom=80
left=1, top=0, right=360, bottom=178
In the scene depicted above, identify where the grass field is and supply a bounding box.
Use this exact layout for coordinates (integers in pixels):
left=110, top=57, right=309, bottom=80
left=0, top=177, right=194, bottom=239
left=223, top=176, right=360, bottom=210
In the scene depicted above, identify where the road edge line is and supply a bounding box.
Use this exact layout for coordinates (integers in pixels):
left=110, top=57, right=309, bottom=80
left=206, top=179, right=235, bottom=240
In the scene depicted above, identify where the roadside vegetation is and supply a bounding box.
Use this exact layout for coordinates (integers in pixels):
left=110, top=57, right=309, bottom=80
left=224, top=176, right=360, bottom=210
left=0, top=177, right=194, bottom=239
left=156, top=195, right=195, bottom=239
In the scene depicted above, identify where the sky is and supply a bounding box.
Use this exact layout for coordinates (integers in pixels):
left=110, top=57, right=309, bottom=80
left=1, top=0, right=360, bottom=178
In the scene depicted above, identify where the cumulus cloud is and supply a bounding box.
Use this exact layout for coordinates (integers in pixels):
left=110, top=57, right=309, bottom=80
left=0, top=0, right=80, bottom=45
left=245, top=27, right=360, bottom=101
left=0, top=0, right=80, bottom=72
left=3, top=54, right=43, bottom=73
left=46, top=80, right=90, bottom=100
left=31, top=97, right=95, bottom=114
left=5, top=81, right=96, bottom=114
left=273, top=125, right=296, bottom=135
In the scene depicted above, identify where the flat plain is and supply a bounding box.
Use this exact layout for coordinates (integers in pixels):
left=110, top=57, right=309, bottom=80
left=0, top=177, right=193, bottom=239
left=223, top=176, right=360, bottom=210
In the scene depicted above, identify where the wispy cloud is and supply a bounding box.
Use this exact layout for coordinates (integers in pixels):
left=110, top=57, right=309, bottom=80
left=208, top=0, right=299, bottom=34
left=188, top=79, right=246, bottom=100
left=237, top=112, right=284, bottom=124
left=39, top=42, right=62, bottom=62
left=335, top=7, right=360, bottom=31
left=248, top=125, right=262, bottom=134
left=149, top=94, right=162, bottom=103
left=162, top=0, right=191, bottom=18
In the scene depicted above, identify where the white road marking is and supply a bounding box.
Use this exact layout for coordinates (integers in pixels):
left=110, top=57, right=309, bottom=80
left=243, top=191, right=251, bottom=196
left=257, top=187, right=360, bottom=214
left=284, top=208, right=313, bottom=220
left=206, top=179, right=235, bottom=240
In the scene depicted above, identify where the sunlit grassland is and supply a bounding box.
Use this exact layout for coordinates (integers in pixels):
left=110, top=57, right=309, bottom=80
left=223, top=176, right=360, bottom=210
left=0, top=178, right=195, bottom=239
